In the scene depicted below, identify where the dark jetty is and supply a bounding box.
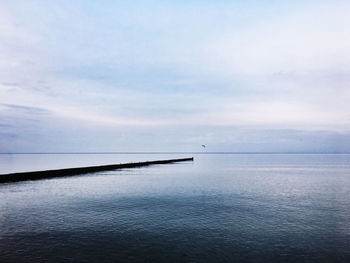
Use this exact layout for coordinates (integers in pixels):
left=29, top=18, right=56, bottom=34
left=0, top=157, right=194, bottom=184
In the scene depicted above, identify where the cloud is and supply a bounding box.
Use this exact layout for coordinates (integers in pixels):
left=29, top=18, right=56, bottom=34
left=2, top=104, right=51, bottom=115
left=0, top=0, right=349, bottom=151
left=204, top=1, right=350, bottom=75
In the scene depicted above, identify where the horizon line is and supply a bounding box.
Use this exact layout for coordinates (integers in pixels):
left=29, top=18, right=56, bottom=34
left=0, top=152, right=349, bottom=155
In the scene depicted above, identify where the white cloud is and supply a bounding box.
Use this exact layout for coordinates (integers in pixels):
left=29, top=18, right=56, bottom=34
left=1, top=0, right=350, bottom=151
left=205, top=1, right=350, bottom=75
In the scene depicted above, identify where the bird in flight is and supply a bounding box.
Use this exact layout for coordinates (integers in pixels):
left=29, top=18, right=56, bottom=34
left=202, top=145, right=206, bottom=148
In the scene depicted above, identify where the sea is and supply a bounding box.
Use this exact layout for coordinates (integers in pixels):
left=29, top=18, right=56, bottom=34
left=0, top=153, right=349, bottom=262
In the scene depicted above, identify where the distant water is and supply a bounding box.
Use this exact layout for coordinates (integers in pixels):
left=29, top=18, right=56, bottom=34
left=0, top=154, right=349, bottom=262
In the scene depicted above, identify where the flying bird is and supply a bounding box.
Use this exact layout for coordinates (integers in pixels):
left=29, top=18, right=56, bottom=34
left=202, top=145, right=206, bottom=148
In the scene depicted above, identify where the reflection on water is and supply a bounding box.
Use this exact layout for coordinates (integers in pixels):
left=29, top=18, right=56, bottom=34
left=0, top=154, right=350, bottom=262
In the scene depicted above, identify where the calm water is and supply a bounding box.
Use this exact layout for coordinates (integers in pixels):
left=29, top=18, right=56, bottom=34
left=0, top=154, right=349, bottom=262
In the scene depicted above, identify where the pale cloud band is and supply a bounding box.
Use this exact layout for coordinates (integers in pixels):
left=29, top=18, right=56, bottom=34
left=0, top=0, right=349, bottom=152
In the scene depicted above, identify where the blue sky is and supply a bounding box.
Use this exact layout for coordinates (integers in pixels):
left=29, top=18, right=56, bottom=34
left=0, top=0, right=349, bottom=152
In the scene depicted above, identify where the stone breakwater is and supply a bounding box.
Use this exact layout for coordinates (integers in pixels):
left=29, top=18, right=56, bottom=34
left=0, top=157, right=194, bottom=183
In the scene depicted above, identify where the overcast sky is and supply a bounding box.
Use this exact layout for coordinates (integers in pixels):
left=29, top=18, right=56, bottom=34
left=1, top=0, right=349, bottom=152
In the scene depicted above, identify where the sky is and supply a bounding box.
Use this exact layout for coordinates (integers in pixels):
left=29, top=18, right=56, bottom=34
left=0, top=0, right=350, bottom=152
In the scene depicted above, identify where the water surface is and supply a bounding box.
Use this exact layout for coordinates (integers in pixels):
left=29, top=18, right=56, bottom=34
left=0, top=154, right=349, bottom=262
